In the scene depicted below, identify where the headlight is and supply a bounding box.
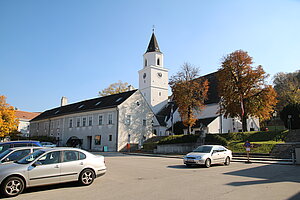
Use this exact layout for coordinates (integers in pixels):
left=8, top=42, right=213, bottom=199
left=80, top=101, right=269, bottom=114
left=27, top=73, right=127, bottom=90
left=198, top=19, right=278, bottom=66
left=196, top=156, right=202, bottom=159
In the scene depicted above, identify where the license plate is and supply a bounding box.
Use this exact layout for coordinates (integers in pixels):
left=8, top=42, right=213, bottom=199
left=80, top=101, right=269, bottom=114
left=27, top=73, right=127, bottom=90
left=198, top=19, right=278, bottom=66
left=187, top=159, right=194, bottom=162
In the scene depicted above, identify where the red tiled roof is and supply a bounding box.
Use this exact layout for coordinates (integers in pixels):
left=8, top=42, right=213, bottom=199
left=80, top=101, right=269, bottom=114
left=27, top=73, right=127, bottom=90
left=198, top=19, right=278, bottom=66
left=15, top=110, right=41, bottom=120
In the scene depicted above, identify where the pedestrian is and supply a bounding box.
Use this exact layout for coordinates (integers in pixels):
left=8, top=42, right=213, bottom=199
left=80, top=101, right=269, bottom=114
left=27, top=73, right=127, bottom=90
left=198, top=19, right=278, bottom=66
left=244, top=140, right=252, bottom=163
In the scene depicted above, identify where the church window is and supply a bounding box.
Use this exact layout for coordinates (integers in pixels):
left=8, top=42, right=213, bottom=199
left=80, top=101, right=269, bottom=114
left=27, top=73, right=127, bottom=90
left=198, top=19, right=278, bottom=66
left=125, top=115, right=131, bottom=125
left=143, top=119, right=146, bottom=126
left=157, top=58, right=160, bottom=65
left=145, top=59, right=147, bottom=67
left=159, top=92, right=161, bottom=96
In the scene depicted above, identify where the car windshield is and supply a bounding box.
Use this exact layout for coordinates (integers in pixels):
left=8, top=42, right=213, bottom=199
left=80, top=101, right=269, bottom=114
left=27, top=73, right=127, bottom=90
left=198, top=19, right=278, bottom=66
left=16, top=150, right=45, bottom=164
left=193, top=146, right=212, bottom=153
left=0, top=149, right=13, bottom=160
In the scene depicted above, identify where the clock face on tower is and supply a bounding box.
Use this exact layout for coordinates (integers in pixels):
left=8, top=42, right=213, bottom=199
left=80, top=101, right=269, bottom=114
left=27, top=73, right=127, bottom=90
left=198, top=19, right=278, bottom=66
left=157, top=72, right=162, bottom=78
left=143, top=73, right=146, bottom=79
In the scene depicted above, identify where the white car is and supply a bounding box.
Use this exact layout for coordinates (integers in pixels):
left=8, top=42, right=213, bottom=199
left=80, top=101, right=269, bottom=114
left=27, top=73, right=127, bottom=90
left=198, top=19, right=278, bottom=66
left=40, top=142, right=57, bottom=147
left=183, top=145, right=232, bottom=168
left=0, top=147, right=106, bottom=197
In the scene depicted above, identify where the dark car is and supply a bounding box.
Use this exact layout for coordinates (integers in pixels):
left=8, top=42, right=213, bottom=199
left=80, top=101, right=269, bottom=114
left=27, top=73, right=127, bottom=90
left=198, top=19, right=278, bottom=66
left=0, top=141, right=42, bottom=154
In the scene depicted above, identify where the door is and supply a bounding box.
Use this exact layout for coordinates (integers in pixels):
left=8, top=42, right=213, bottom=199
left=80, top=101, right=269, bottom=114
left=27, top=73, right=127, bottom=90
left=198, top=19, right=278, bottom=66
left=87, top=136, right=92, bottom=150
left=28, top=151, right=61, bottom=187
left=211, top=147, right=223, bottom=164
left=60, top=150, right=84, bottom=182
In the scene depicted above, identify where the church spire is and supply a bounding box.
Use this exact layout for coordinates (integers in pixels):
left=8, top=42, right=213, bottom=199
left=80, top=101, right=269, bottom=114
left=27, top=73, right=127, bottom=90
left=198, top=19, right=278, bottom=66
left=146, top=32, right=161, bottom=53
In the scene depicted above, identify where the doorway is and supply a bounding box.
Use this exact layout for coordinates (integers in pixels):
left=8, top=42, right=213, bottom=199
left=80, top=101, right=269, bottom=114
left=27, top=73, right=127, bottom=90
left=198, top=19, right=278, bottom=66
left=87, top=136, right=92, bottom=150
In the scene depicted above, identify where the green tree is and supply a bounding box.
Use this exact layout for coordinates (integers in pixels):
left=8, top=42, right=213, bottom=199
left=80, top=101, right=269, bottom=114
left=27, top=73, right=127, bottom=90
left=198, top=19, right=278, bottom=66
left=169, top=63, right=209, bottom=134
left=0, top=95, right=19, bottom=137
left=273, top=70, right=300, bottom=111
left=99, top=81, right=131, bottom=97
left=217, top=50, right=277, bottom=132
left=280, top=103, right=300, bottom=130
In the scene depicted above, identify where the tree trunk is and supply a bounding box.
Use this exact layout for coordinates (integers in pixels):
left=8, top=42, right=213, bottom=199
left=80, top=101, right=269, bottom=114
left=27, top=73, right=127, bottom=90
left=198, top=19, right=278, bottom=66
left=242, top=115, right=248, bottom=132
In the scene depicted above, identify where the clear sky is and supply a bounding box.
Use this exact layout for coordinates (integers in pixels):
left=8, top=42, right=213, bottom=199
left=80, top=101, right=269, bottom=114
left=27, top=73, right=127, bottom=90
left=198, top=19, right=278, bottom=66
left=1, top=0, right=299, bottom=112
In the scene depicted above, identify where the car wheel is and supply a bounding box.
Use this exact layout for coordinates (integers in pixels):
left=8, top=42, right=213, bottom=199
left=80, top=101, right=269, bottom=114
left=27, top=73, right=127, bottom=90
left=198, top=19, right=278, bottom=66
left=1, top=176, right=25, bottom=197
left=78, top=169, right=95, bottom=186
left=205, top=158, right=211, bottom=168
left=224, top=157, right=230, bottom=166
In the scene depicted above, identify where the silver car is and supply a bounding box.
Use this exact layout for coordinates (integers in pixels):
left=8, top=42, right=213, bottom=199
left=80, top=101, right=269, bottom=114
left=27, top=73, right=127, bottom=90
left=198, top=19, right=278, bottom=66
left=0, top=147, right=43, bottom=164
left=0, top=147, right=106, bottom=197
left=183, top=145, right=232, bottom=168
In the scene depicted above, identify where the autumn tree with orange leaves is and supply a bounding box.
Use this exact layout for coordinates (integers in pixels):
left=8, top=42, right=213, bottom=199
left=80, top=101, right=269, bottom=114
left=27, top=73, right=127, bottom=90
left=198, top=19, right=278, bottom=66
left=217, top=50, right=277, bottom=132
left=169, top=63, right=209, bottom=134
left=0, top=95, right=19, bottom=137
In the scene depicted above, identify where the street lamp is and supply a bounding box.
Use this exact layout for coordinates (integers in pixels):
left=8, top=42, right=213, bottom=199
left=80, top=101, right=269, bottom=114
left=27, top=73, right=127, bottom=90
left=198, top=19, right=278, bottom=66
left=288, top=115, right=292, bottom=132
left=273, top=111, right=277, bottom=132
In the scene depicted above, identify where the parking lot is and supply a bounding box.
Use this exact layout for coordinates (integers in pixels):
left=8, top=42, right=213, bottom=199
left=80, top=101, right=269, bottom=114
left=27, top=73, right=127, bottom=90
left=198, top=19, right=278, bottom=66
left=10, top=153, right=300, bottom=200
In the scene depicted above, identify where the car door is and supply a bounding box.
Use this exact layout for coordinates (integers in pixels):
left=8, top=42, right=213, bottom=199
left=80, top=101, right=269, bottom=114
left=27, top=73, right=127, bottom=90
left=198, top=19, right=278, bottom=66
left=211, top=146, right=223, bottom=164
left=28, top=151, right=61, bottom=187
left=60, top=150, right=84, bottom=182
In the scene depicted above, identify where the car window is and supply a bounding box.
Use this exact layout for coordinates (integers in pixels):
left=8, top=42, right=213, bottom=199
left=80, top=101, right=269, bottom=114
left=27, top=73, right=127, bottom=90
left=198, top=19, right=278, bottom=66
left=38, top=151, right=61, bottom=165
left=17, top=150, right=45, bottom=164
left=193, top=146, right=212, bottom=153
left=13, top=143, right=28, bottom=147
left=33, top=148, right=41, bottom=152
left=0, top=144, right=11, bottom=153
left=0, top=149, right=13, bottom=161
left=63, top=151, right=79, bottom=162
left=6, top=149, right=31, bottom=162
left=79, top=152, right=86, bottom=160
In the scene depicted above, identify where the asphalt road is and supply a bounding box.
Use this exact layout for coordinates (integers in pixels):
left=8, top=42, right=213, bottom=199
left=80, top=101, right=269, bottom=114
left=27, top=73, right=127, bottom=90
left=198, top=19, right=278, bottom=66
left=10, top=153, right=300, bottom=200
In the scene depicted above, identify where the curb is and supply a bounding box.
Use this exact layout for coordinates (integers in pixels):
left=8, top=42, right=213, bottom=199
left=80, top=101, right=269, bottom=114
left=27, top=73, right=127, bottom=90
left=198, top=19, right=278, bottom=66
left=123, top=152, right=295, bottom=165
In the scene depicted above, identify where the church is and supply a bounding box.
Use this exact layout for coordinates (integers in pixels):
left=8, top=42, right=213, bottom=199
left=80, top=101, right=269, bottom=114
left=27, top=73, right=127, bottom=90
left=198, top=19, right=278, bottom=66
left=30, top=31, right=260, bottom=151
left=140, top=32, right=260, bottom=136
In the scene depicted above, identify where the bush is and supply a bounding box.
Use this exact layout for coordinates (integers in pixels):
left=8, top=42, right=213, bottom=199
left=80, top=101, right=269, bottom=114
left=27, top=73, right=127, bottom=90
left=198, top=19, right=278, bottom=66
left=205, top=134, right=228, bottom=146
left=158, top=134, right=199, bottom=144
left=220, top=130, right=288, bottom=142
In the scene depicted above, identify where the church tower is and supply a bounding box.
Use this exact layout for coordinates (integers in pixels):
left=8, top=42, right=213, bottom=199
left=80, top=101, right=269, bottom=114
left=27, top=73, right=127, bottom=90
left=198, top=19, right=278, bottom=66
left=138, top=32, right=169, bottom=113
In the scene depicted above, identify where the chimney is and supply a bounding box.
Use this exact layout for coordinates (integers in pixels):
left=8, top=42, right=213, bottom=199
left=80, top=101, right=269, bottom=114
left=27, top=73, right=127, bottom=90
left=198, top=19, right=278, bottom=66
left=128, top=85, right=135, bottom=91
left=61, top=97, right=68, bottom=106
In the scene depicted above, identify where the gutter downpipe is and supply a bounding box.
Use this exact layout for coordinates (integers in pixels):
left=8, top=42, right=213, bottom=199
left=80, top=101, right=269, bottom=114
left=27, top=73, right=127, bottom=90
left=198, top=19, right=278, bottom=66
left=116, top=107, right=119, bottom=152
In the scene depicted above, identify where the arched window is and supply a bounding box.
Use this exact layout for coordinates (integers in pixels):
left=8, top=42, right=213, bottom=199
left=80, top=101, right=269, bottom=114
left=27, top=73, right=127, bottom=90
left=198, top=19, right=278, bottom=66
left=145, top=59, right=147, bottom=67
left=157, top=58, right=160, bottom=65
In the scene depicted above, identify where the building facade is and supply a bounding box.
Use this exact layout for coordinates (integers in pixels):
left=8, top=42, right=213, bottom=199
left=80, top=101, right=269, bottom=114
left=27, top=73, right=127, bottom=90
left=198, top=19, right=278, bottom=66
left=15, top=110, right=40, bottom=137
left=30, top=90, right=153, bottom=151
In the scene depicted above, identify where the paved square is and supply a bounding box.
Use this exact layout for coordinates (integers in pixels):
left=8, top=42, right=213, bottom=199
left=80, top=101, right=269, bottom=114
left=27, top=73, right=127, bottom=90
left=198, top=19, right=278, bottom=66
left=13, top=153, right=300, bottom=200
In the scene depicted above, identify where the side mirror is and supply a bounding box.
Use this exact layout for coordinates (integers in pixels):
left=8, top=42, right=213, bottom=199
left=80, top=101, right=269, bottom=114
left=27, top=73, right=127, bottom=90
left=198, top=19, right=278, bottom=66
left=32, top=161, right=42, bottom=167
left=3, top=158, right=10, bottom=162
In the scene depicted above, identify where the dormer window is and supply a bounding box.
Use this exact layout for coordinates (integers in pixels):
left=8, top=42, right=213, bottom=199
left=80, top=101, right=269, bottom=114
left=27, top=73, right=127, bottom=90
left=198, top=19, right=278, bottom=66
left=78, top=104, right=84, bottom=109
left=157, top=58, right=160, bottom=66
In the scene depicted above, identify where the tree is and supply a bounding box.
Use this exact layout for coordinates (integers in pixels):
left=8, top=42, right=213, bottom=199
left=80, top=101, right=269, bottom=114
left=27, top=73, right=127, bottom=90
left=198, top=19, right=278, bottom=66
left=0, top=95, right=19, bottom=137
left=217, top=50, right=277, bottom=132
left=169, top=63, right=209, bottom=134
left=280, top=103, right=300, bottom=130
left=273, top=70, right=300, bottom=111
left=99, top=81, right=131, bottom=97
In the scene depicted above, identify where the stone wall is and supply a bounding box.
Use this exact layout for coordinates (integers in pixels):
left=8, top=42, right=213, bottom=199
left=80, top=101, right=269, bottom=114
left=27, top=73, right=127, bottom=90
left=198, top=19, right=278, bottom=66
left=155, top=143, right=200, bottom=154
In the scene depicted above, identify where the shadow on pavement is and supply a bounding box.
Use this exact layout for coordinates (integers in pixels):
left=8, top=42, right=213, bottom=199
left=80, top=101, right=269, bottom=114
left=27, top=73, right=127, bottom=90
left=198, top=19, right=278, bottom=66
left=224, top=164, right=300, bottom=187
left=168, top=164, right=223, bottom=169
left=288, top=192, right=300, bottom=200
left=23, top=182, right=82, bottom=195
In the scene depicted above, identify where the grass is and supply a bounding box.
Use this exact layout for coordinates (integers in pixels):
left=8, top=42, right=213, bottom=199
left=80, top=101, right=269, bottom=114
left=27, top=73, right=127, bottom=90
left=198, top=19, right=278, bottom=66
left=227, top=140, right=284, bottom=153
